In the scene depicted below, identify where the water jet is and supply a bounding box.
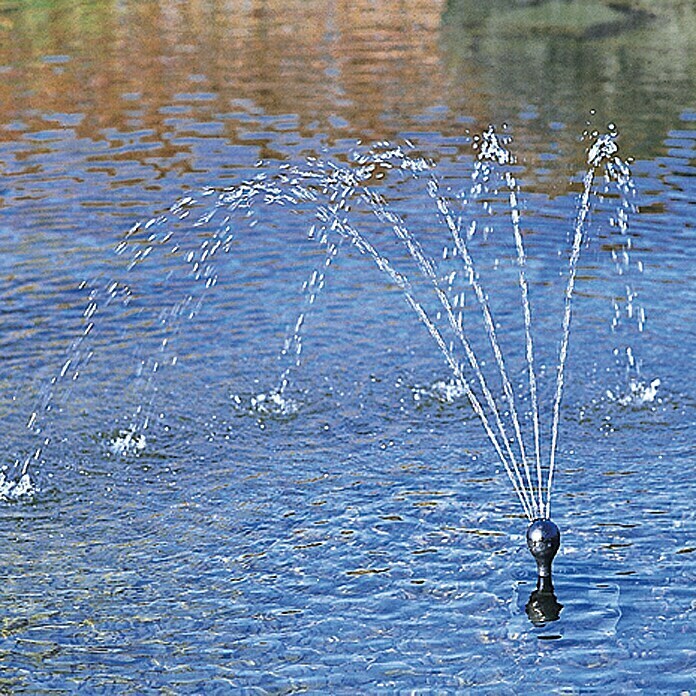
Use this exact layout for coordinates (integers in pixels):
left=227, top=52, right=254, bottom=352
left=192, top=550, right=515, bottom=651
left=6, top=127, right=638, bottom=626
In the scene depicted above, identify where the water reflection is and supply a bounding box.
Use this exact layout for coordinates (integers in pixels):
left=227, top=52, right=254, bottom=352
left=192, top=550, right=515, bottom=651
left=0, top=0, right=446, bottom=163
left=525, top=588, right=563, bottom=625
left=441, top=0, right=696, bottom=161
left=1, top=0, right=694, bottom=179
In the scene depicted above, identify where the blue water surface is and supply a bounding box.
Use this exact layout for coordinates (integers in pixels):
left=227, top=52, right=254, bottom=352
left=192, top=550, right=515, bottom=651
left=0, top=1, right=694, bottom=692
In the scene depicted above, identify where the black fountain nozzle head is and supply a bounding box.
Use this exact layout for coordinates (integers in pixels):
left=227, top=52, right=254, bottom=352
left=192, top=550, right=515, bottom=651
left=526, top=518, right=560, bottom=593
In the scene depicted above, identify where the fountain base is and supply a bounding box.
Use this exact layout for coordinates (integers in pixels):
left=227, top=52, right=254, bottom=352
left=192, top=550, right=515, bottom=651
left=525, top=518, right=562, bottom=624
left=526, top=518, right=561, bottom=592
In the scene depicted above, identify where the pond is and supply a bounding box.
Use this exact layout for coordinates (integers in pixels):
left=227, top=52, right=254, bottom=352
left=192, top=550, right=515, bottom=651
left=0, top=0, right=694, bottom=692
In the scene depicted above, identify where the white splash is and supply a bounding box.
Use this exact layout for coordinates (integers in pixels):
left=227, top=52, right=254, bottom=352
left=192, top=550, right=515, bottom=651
left=587, top=134, right=619, bottom=166
left=412, top=378, right=468, bottom=404
left=247, top=391, right=299, bottom=416
left=606, top=378, right=661, bottom=408
left=0, top=472, right=34, bottom=500
left=110, top=430, right=147, bottom=456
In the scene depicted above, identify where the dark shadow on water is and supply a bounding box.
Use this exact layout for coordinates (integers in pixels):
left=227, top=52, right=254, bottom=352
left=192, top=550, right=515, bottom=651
left=525, top=588, right=563, bottom=626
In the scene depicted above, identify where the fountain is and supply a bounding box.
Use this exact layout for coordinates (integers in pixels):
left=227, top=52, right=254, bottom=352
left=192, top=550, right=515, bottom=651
left=1, top=126, right=637, bottom=624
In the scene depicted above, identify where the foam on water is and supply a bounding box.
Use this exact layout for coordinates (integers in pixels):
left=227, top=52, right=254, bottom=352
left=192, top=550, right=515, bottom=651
left=229, top=390, right=301, bottom=420
left=249, top=391, right=300, bottom=417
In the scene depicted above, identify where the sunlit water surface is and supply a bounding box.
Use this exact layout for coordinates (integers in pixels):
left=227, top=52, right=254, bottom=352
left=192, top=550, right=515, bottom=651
left=0, top=1, right=694, bottom=692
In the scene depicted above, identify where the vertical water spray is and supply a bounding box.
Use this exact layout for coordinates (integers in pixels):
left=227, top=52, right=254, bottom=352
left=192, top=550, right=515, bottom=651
left=430, top=127, right=545, bottom=519
left=546, top=134, right=622, bottom=520
left=318, top=208, right=536, bottom=520
left=275, top=212, right=344, bottom=401
left=358, top=184, right=537, bottom=519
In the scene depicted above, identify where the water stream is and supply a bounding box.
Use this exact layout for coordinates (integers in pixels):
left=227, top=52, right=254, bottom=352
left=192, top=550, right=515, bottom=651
left=3, top=128, right=637, bottom=535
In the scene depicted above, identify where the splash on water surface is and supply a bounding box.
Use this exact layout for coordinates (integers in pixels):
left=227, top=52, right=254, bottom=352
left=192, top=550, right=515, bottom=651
left=0, top=472, right=34, bottom=501
left=243, top=391, right=301, bottom=418
left=607, top=377, right=661, bottom=409
left=412, top=378, right=468, bottom=405
left=109, top=429, right=147, bottom=457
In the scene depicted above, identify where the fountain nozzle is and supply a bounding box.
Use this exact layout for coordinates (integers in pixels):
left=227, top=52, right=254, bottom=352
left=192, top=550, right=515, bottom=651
left=526, top=518, right=560, bottom=593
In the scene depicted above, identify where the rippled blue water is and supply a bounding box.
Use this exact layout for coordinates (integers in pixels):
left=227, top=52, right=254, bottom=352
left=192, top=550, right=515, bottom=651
left=0, top=1, right=694, bottom=692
